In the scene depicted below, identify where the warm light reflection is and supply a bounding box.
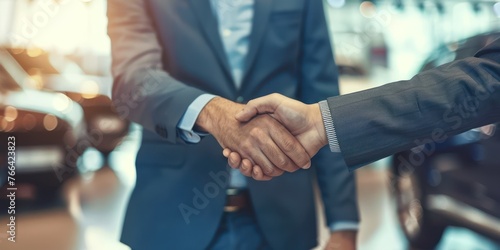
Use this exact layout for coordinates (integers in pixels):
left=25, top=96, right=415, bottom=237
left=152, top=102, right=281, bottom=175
left=95, top=117, right=125, bottom=133
left=360, top=1, right=376, bottom=18
left=4, top=106, right=18, bottom=122
left=43, top=114, right=58, bottom=131
left=23, top=113, right=37, bottom=130
left=24, top=76, right=44, bottom=89
left=10, top=48, right=25, bottom=54
left=81, top=80, right=99, bottom=99
left=52, top=93, right=71, bottom=112
left=31, top=75, right=44, bottom=89
left=0, top=116, right=6, bottom=131
left=1, top=118, right=14, bottom=132
left=27, top=67, right=45, bottom=89
left=28, top=68, right=43, bottom=76
left=27, top=47, right=43, bottom=57
left=12, top=0, right=111, bottom=55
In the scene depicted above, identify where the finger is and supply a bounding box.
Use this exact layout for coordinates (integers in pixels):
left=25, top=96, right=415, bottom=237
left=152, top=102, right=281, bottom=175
left=235, top=94, right=284, bottom=122
left=252, top=166, right=274, bottom=181
left=239, top=160, right=254, bottom=177
left=255, top=145, right=286, bottom=177
left=223, top=148, right=231, bottom=158
left=228, top=152, right=242, bottom=169
left=250, top=147, right=284, bottom=177
left=242, top=159, right=253, bottom=171
left=269, top=122, right=311, bottom=171
left=247, top=119, right=301, bottom=174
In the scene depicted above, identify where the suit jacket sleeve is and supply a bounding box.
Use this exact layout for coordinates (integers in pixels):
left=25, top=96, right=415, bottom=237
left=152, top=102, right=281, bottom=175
left=108, top=0, right=206, bottom=144
left=328, top=39, right=500, bottom=170
left=299, top=0, right=359, bottom=226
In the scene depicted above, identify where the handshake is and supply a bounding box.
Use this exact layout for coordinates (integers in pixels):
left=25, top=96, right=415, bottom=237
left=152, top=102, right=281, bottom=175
left=196, top=93, right=329, bottom=181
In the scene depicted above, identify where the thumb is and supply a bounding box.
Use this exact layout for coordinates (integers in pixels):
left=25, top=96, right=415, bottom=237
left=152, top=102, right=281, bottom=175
left=235, top=94, right=282, bottom=122
left=235, top=105, right=259, bottom=122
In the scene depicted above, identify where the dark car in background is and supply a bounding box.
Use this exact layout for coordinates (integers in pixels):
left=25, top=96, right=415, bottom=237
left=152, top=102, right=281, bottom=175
left=391, top=33, right=500, bottom=249
left=0, top=63, right=86, bottom=210
left=3, top=48, right=130, bottom=160
left=0, top=46, right=130, bottom=212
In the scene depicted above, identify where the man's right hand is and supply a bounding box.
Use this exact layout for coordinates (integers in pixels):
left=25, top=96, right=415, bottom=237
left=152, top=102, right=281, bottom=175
left=196, top=97, right=312, bottom=179
left=222, top=93, right=329, bottom=180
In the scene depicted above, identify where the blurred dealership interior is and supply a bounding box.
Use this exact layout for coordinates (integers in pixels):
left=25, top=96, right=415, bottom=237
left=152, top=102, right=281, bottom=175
left=0, top=0, right=500, bottom=249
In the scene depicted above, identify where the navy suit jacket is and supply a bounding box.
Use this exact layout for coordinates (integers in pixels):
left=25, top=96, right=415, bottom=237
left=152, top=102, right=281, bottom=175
left=328, top=39, right=500, bottom=170
left=108, top=0, right=359, bottom=249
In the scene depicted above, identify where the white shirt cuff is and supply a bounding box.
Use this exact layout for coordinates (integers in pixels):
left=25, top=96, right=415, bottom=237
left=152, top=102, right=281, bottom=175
left=177, top=94, right=217, bottom=143
left=329, top=221, right=359, bottom=232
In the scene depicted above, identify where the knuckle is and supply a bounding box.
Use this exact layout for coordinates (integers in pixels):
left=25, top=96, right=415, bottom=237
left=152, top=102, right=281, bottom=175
left=249, top=127, right=263, bottom=138
left=229, top=158, right=238, bottom=167
left=247, top=100, right=256, bottom=106
left=276, top=156, right=289, bottom=169
left=281, top=138, right=298, bottom=152
left=242, top=168, right=252, bottom=177
left=240, top=142, right=252, bottom=153
left=262, top=165, right=275, bottom=176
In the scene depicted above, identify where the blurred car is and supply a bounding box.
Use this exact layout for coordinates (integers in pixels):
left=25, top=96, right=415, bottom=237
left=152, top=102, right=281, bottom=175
left=392, top=32, right=500, bottom=249
left=0, top=45, right=131, bottom=210
left=420, top=32, right=500, bottom=72
left=0, top=63, right=86, bottom=210
left=2, top=47, right=130, bottom=160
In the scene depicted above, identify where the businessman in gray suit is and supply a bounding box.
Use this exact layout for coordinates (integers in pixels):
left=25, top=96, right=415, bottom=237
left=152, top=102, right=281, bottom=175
left=108, top=0, right=359, bottom=249
left=223, top=39, right=500, bottom=177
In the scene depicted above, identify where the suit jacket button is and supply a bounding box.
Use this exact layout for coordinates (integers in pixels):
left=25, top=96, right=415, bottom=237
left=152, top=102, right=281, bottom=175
left=236, top=96, right=244, bottom=103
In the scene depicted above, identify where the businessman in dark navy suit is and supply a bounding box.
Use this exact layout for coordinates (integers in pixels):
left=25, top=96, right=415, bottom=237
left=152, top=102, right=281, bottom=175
left=108, top=0, right=359, bottom=249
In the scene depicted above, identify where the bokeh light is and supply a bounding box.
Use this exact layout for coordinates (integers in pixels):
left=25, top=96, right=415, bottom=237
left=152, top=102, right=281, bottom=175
left=4, top=105, right=18, bottom=122
left=43, top=114, right=58, bottom=131
left=360, top=1, right=377, bottom=18
left=0, top=117, right=14, bottom=132
left=52, top=93, right=71, bottom=112
left=81, top=80, right=100, bottom=99
left=27, top=47, right=43, bottom=57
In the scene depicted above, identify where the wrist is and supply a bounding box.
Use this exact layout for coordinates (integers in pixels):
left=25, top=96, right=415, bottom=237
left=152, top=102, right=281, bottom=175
left=195, top=97, right=223, bottom=133
left=196, top=97, right=242, bottom=136
left=328, top=230, right=357, bottom=250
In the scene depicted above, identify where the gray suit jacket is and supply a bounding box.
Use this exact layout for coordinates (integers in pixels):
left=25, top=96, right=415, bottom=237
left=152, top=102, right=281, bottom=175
left=328, top=39, right=500, bottom=170
left=108, top=0, right=359, bottom=249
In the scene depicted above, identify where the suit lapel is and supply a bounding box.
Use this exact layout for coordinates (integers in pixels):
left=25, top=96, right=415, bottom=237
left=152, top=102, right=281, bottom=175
left=187, top=0, right=235, bottom=89
left=242, top=0, right=273, bottom=85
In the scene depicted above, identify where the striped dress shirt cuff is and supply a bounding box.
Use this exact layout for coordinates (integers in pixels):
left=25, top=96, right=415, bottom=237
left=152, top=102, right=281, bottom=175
left=318, top=100, right=341, bottom=153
